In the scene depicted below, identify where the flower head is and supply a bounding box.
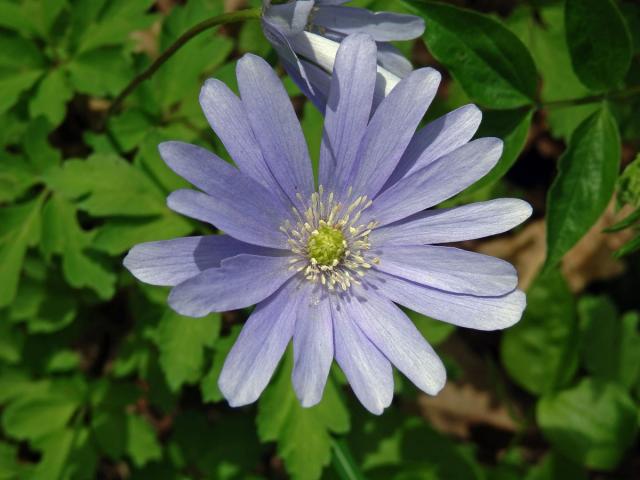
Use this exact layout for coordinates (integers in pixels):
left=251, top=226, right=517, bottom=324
left=261, top=0, right=425, bottom=109
left=124, top=34, right=531, bottom=414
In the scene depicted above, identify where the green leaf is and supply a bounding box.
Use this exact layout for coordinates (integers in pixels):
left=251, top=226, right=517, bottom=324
left=331, top=439, right=367, bottom=480
left=2, top=393, right=79, bottom=442
left=545, top=105, right=620, bottom=268
left=501, top=271, right=578, bottom=395
left=154, top=310, right=221, bottom=392
left=92, top=411, right=127, bottom=460
left=67, top=47, right=132, bottom=96
left=524, top=453, right=587, bottom=480
left=565, top=0, right=632, bottom=91
left=616, top=153, right=640, bottom=208
left=0, top=68, right=44, bottom=115
left=578, top=296, right=640, bottom=389
left=0, top=152, right=38, bottom=203
left=257, top=352, right=350, bottom=480
left=537, top=378, right=638, bottom=470
left=403, top=0, right=537, bottom=108
left=41, top=195, right=116, bottom=299
left=0, top=194, right=44, bottom=307
left=507, top=5, right=598, bottom=140
left=201, top=325, right=241, bottom=403
left=44, top=154, right=167, bottom=217
left=29, top=68, right=74, bottom=127
left=0, top=441, right=32, bottom=479
left=126, top=414, right=163, bottom=468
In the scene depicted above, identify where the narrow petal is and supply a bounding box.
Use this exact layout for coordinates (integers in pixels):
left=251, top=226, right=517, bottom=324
left=332, top=298, right=393, bottom=415
left=376, top=43, right=413, bottom=78
left=124, top=235, right=281, bottom=287
left=168, top=254, right=295, bottom=317
left=367, top=137, right=503, bottom=226
left=386, top=104, right=483, bottom=186
left=346, top=287, right=446, bottom=395
left=370, top=270, right=526, bottom=331
left=199, top=79, right=282, bottom=195
left=372, top=199, right=533, bottom=246
left=218, top=279, right=300, bottom=406
left=237, top=54, right=314, bottom=205
left=263, top=1, right=315, bottom=35
left=346, top=68, right=441, bottom=200
left=292, top=290, right=333, bottom=407
left=282, top=58, right=331, bottom=112
left=162, top=142, right=289, bottom=249
left=320, top=34, right=377, bottom=191
left=376, top=245, right=518, bottom=297
left=313, top=7, right=425, bottom=41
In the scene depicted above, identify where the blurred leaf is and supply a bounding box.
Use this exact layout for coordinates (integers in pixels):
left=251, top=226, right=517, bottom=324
left=0, top=322, right=24, bottom=365
left=331, top=439, right=366, bottom=480
left=45, top=349, right=81, bottom=373
left=44, top=153, right=167, bottom=217
left=127, top=414, right=162, bottom=468
left=545, top=105, right=620, bottom=269
left=0, top=152, right=38, bottom=203
left=257, top=352, right=350, bottom=480
left=524, top=453, right=587, bottom=480
left=0, top=69, right=44, bottom=115
left=154, top=310, right=221, bottom=392
left=0, top=194, right=44, bottom=307
left=67, top=47, right=132, bottom=96
left=508, top=5, right=598, bottom=140
left=501, top=271, right=578, bottom=395
left=565, top=0, right=632, bottom=91
left=616, top=153, right=640, bottom=208
left=201, top=325, right=241, bottom=403
left=92, top=411, right=127, bottom=460
left=578, top=296, right=640, bottom=389
left=41, top=195, right=116, bottom=299
left=2, top=392, right=79, bottom=442
left=537, top=378, right=638, bottom=470
left=0, top=441, right=32, bottom=479
left=23, top=116, right=61, bottom=172
left=108, top=109, right=154, bottom=152
left=404, top=0, right=537, bottom=108
left=29, top=68, right=74, bottom=127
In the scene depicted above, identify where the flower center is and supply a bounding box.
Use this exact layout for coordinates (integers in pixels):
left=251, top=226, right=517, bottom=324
left=280, top=186, right=379, bottom=291
left=307, top=225, right=346, bottom=266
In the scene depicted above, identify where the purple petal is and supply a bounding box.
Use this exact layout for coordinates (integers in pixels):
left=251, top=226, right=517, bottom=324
left=386, top=104, right=483, bottom=186
left=124, top=235, right=281, bottom=287
left=370, top=270, right=526, bottom=331
left=347, top=287, right=446, bottom=395
left=332, top=298, right=393, bottom=415
left=320, top=34, right=377, bottom=192
left=346, top=68, right=441, bottom=200
left=237, top=54, right=314, bottom=205
left=313, top=6, right=425, bottom=41
left=372, top=199, right=533, bottom=246
left=376, top=43, right=413, bottom=78
left=199, top=79, right=284, bottom=197
left=218, top=279, right=300, bottom=406
left=168, top=254, right=295, bottom=317
left=292, top=290, right=333, bottom=407
left=162, top=143, right=290, bottom=249
left=263, top=1, right=315, bottom=35
left=367, top=137, right=504, bottom=226
left=376, top=245, right=518, bottom=297
left=282, top=58, right=331, bottom=112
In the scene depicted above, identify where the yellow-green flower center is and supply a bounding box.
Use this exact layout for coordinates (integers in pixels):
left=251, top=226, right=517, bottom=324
left=307, top=225, right=346, bottom=266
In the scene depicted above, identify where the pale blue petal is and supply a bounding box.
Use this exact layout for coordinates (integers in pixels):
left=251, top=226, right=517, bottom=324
left=371, top=270, right=526, bottom=331
left=366, top=137, right=503, bottom=226
left=332, top=297, right=393, bottom=415
left=168, top=254, right=295, bottom=317
left=313, top=6, right=425, bottom=41
left=292, top=290, right=333, bottom=407
left=347, top=286, right=446, bottom=395
left=124, top=235, right=282, bottom=287
left=376, top=245, right=518, bottom=297
left=237, top=54, right=314, bottom=205
left=320, top=34, right=377, bottom=192
left=218, top=279, right=301, bottom=406
left=376, top=42, right=413, bottom=78
left=372, top=199, right=533, bottom=246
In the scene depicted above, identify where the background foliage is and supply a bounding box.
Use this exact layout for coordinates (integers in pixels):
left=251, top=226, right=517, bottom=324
left=1, top=0, right=639, bottom=478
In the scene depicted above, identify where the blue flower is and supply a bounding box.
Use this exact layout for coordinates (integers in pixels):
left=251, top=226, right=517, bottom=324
left=261, top=0, right=425, bottom=109
left=124, top=35, right=531, bottom=414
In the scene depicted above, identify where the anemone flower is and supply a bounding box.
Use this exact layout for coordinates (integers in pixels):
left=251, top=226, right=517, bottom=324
left=262, top=0, right=425, bottom=108
left=124, top=34, right=531, bottom=414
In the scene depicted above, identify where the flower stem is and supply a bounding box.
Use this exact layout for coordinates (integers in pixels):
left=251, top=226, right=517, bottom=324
left=538, top=84, right=640, bottom=110
left=106, top=7, right=262, bottom=120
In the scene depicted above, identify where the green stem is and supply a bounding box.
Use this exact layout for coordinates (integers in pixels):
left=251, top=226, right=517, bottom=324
left=105, top=7, right=262, bottom=120
left=331, top=438, right=366, bottom=480
left=539, top=84, right=640, bottom=110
